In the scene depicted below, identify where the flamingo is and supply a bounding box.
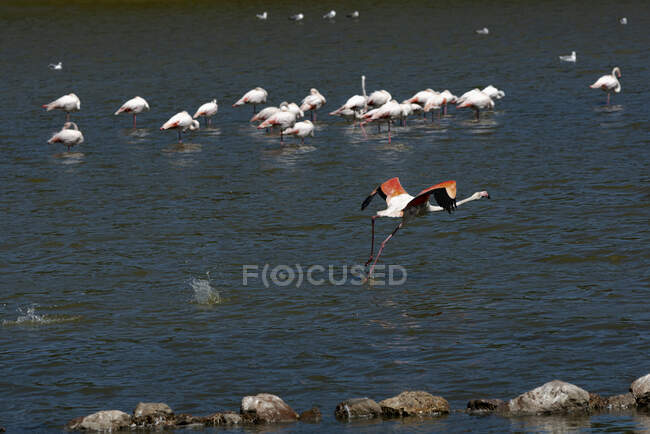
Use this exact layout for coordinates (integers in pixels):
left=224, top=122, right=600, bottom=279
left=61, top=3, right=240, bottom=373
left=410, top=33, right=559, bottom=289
left=361, top=177, right=490, bottom=277
left=347, top=11, right=360, bottom=18
left=289, top=13, right=304, bottom=21
left=476, top=27, right=489, bottom=35
left=367, top=89, right=392, bottom=109
left=590, top=67, right=621, bottom=105
left=559, top=51, right=576, bottom=63
left=114, top=96, right=150, bottom=128
left=481, top=85, right=505, bottom=100
left=233, top=87, right=268, bottom=114
left=250, top=102, right=287, bottom=124
left=48, top=62, right=62, bottom=70
left=330, top=75, right=368, bottom=122
left=42, top=93, right=80, bottom=121
left=160, top=111, right=199, bottom=143
left=323, top=10, right=336, bottom=19
left=439, top=89, right=457, bottom=115
left=48, top=122, right=84, bottom=151
left=423, top=93, right=447, bottom=121
left=257, top=106, right=297, bottom=141
left=282, top=120, right=314, bottom=144
left=457, top=90, right=494, bottom=120
left=300, top=88, right=327, bottom=121
left=287, top=102, right=304, bottom=119
left=193, top=99, right=218, bottom=127
left=360, top=99, right=402, bottom=143
left=256, top=11, right=268, bottom=20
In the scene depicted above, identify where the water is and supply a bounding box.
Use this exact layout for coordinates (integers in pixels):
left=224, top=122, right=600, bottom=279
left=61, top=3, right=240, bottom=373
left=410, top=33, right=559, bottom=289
left=1, top=0, right=649, bottom=431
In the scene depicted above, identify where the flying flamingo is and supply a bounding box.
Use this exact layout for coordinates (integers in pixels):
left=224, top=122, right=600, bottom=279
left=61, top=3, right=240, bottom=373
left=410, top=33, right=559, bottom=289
left=193, top=99, right=218, bottom=127
left=457, top=90, right=494, bottom=120
left=160, top=111, right=199, bottom=143
left=330, top=75, right=368, bottom=122
left=590, top=67, right=621, bottom=105
left=257, top=105, right=298, bottom=142
left=361, top=177, right=490, bottom=278
left=48, top=122, right=84, bottom=151
left=233, top=87, right=268, bottom=114
left=282, top=120, right=314, bottom=144
left=300, top=88, right=327, bottom=121
left=42, top=93, right=80, bottom=121
left=114, top=96, right=150, bottom=128
left=360, top=99, right=402, bottom=143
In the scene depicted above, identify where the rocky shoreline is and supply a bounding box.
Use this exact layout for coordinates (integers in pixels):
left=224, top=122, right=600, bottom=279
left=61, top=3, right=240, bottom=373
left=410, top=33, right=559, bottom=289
left=63, top=373, right=650, bottom=431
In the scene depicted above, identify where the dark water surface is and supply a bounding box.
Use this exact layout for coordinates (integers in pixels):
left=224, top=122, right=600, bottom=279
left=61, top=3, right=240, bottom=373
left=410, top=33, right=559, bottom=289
left=1, top=0, right=649, bottom=431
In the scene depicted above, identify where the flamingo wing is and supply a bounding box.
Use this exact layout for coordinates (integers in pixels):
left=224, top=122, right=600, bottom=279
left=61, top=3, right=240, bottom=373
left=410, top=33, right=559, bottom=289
left=406, top=180, right=457, bottom=213
left=361, top=177, right=408, bottom=210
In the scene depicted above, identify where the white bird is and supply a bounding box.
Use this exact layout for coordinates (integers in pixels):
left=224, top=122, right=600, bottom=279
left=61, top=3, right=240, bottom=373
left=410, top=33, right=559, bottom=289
left=347, top=11, right=360, bottom=18
left=361, top=177, right=490, bottom=278
left=360, top=99, right=403, bottom=143
left=590, top=67, right=621, bottom=105
left=250, top=103, right=286, bottom=123
left=367, top=90, right=392, bottom=109
left=160, top=111, right=199, bottom=143
left=256, top=11, right=268, bottom=20
left=300, top=88, right=327, bottom=121
left=323, top=10, right=336, bottom=19
left=114, top=96, right=150, bottom=128
left=193, top=99, right=218, bottom=127
left=439, top=89, right=457, bottom=115
left=282, top=120, right=315, bottom=144
left=48, top=122, right=84, bottom=151
left=287, top=102, right=304, bottom=119
left=330, top=75, right=368, bottom=119
left=257, top=106, right=298, bottom=141
left=457, top=90, right=494, bottom=120
left=408, top=89, right=437, bottom=105
left=289, top=13, right=304, bottom=21
left=423, top=93, right=447, bottom=120
left=475, top=27, right=489, bottom=35
left=42, top=93, right=80, bottom=121
left=233, top=87, right=268, bottom=114
left=619, top=17, right=627, bottom=24
left=481, top=85, right=505, bottom=100
left=48, top=62, right=62, bottom=70
left=559, top=51, right=576, bottom=62
left=330, top=107, right=364, bottom=123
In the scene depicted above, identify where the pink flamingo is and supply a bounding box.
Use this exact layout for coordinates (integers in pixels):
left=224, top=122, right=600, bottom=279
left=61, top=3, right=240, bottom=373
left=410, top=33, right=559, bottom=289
left=48, top=122, right=84, bottom=151
left=361, top=177, right=490, bottom=277
left=257, top=106, right=297, bottom=142
left=43, top=93, right=80, bottom=121
left=300, top=88, right=327, bottom=121
left=160, top=111, right=199, bottom=143
left=360, top=100, right=402, bottom=143
left=456, top=90, right=494, bottom=120
left=114, top=96, right=150, bottom=128
left=590, top=67, right=621, bottom=105
left=233, top=87, right=268, bottom=114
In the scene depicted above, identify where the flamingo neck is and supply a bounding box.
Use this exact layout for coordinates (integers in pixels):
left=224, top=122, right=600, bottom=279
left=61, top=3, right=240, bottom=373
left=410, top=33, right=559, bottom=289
left=362, top=75, right=367, bottom=98
left=427, top=193, right=481, bottom=212
left=612, top=67, right=620, bottom=78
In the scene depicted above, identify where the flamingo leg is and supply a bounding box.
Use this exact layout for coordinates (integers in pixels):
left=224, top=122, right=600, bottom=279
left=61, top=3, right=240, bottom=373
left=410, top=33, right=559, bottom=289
left=133, top=114, right=137, bottom=129
left=388, top=121, right=392, bottom=144
left=310, top=111, right=314, bottom=121
left=475, top=108, right=480, bottom=121
left=607, top=93, right=610, bottom=105
left=208, top=117, right=212, bottom=127
left=365, top=216, right=378, bottom=266
left=66, top=113, right=70, bottom=122
left=177, top=129, right=182, bottom=143
left=313, top=111, right=317, bottom=122
left=367, top=221, right=403, bottom=278
left=443, top=104, right=447, bottom=116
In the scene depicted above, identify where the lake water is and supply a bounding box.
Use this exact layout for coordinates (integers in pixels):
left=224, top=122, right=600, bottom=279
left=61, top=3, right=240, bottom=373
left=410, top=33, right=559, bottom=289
left=1, top=0, right=649, bottom=431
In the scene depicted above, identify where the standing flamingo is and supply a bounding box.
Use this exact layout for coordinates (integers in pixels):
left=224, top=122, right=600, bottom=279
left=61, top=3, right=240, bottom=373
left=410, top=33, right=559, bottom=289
left=233, top=87, right=268, bottom=114
left=367, top=89, right=392, bottom=109
left=361, top=177, right=490, bottom=277
left=481, top=85, right=505, bottom=100
left=282, top=120, right=314, bottom=144
left=114, top=96, right=150, bottom=128
left=590, top=67, right=621, bottom=105
left=193, top=99, right=218, bottom=127
left=457, top=90, right=494, bottom=120
left=423, top=93, right=447, bottom=121
left=48, top=122, right=84, bottom=151
left=439, top=89, right=457, bottom=115
left=300, top=88, right=327, bottom=121
left=257, top=105, right=298, bottom=142
left=160, top=111, right=199, bottom=143
left=330, top=75, right=368, bottom=121
left=360, top=99, right=402, bottom=143
left=42, top=93, right=80, bottom=121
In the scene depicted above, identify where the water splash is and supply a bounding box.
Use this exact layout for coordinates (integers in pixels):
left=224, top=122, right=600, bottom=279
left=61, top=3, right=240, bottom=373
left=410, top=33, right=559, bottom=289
left=190, top=273, right=221, bottom=305
left=2, top=305, right=81, bottom=326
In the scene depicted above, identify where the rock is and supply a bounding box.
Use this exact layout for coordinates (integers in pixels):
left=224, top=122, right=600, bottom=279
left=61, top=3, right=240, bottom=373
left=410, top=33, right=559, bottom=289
left=240, top=393, right=299, bottom=424
left=334, top=398, right=382, bottom=420
left=379, top=391, right=450, bottom=417
left=299, top=407, right=322, bottom=423
left=508, top=380, right=590, bottom=415
left=132, top=402, right=174, bottom=426
left=467, top=399, right=506, bottom=414
left=204, top=412, right=242, bottom=425
left=173, top=413, right=203, bottom=426
left=606, top=393, right=637, bottom=410
left=588, top=393, right=607, bottom=411
left=65, top=410, right=131, bottom=431
left=631, top=374, right=650, bottom=408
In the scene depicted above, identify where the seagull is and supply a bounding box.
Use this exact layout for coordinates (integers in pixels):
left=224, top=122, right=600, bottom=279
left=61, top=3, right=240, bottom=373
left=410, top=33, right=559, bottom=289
left=619, top=17, right=627, bottom=24
left=475, top=27, right=489, bottom=35
left=559, top=51, right=576, bottom=62
left=289, top=13, right=304, bottom=21
left=323, top=10, right=336, bottom=19
left=347, top=11, right=360, bottom=18
left=256, top=11, right=268, bottom=20
left=48, top=62, right=63, bottom=70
